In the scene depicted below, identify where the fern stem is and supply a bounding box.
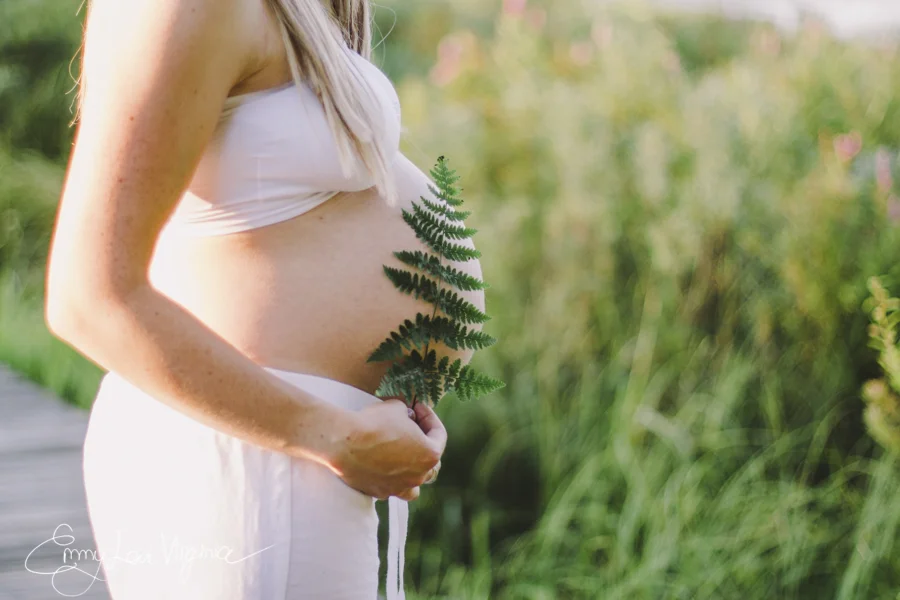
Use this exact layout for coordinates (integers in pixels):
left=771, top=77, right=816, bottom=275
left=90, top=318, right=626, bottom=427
left=418, top=169, right=453, bottom=408
left=418, top=236, right=445, bottom=409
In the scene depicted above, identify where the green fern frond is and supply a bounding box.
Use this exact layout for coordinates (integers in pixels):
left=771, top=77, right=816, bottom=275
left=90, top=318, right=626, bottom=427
left=442, top=321, right=497, bottom=351
left=426, top=181, right=463, bottom=208
left=368, top=330, right=410, bottom=363
left=393, top=250, right=487, bottom=291
left=375, top=351, right=426, bottom=400
left=401, top=206, right=444, bottom=254
left=367, top=313, right=495, bottom=363
left=428, top=157, right=463, bottom=207
left=420, top=197, right=472, bottom=221
left=368, top=315, right=434, bottom=362
left=369, top=156, right=504, bottom=407
left=429, top=287, right=491, bottom=325
left=440, top=241, right=482, bottom=262
left=450, top=365, right=506, bottom=402
left=422, top=350, right=443, bottom=405
left=411, top=203, right=479, bottom=240
left=385, top=262, right=489, bottom=324
left=383, top=266, right=439, bottom=300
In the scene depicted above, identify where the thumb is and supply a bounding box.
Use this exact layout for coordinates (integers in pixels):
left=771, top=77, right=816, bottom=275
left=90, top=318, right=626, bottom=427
left=381, top=396, right=415, bottom=419
left=414, top=402, right=447, bottom=453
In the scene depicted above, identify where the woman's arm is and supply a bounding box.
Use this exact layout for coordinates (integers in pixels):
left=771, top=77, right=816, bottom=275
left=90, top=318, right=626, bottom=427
left=45, top=0, right=443, bottom=498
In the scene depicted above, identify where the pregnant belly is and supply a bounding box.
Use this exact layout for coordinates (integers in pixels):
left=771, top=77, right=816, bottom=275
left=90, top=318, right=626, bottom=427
left=149, top=155, right=486, bottom=396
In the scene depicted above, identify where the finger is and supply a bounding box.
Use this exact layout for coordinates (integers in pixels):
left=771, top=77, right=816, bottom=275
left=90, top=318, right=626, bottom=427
left=423, top=461, right=441, bottom=484
left=380, top=397, right=411, bottom=414
left=396, top=487, right=420, bottom=502
left=369, top=487, right=390, bottom=502
left=413, top=401, right=436, bottom=426
left=414, top=403, right=448, bottom=454
left=381, top=398, right=417, bottom=423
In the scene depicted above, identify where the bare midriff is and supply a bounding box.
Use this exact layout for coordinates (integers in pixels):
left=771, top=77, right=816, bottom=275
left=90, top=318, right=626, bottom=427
left=148, top=153, right=485, bottom=397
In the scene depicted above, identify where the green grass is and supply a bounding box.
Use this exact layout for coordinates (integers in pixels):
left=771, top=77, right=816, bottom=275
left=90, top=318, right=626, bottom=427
left=0, top=274, right=102, bottom=408
left=0, top=142, right=102, bottom=408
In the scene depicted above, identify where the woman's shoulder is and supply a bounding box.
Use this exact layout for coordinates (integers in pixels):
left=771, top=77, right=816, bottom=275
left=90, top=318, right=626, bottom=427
left=82, top=0, right=264, bottom=94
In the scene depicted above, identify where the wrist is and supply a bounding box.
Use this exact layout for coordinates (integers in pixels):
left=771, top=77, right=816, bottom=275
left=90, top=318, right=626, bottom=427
left=287, top=399, right=358, bottom=468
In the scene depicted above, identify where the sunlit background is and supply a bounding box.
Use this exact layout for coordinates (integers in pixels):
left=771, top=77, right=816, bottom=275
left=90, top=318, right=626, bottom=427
left=2, top=0, right=900, bottom=598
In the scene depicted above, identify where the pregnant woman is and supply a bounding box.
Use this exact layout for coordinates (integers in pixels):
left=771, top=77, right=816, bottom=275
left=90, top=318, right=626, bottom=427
left=44, top=0, right=485, bottom=598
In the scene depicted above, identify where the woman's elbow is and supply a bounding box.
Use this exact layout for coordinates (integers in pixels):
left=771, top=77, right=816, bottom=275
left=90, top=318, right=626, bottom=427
left=44, top=270, right=124, bottom=344
left=45, top=275, right=93, bottom=343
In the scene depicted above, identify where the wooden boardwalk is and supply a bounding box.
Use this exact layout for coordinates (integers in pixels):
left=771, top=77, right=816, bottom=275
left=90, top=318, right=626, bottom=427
left=0, top=364, right=109, bottom=600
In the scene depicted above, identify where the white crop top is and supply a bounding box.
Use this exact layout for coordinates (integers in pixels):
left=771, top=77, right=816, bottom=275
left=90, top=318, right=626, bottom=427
left=162, top=46, right=402, bottom=236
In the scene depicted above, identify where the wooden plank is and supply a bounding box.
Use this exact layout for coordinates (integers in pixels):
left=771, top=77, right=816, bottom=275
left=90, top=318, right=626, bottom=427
left=0, top=365, right=110, bottom=600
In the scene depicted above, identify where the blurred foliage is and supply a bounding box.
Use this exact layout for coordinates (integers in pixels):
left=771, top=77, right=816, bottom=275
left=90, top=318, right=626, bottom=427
left=380, top=1, right=900, bottom=597
left=0, top=0, right=85, bottom=160
left=3, top=0, right=900, bottom=597
left=863, top=278, right=900, bottom=455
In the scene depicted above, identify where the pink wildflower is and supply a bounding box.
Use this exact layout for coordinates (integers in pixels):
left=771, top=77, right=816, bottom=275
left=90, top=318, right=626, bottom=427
left=876, top=148, right=894, bottom=193
left=569, top=41, right=594, bottom=66
left=429, top=35, right=465, bottom=87
left=591, top=21, right=613, bottom=49
left=755, top=30, right=781, bottom=56
left=889, top=195, right=900, bottom=223
left=503, top=0, right=526, bottom=17
left=525, top=7, right=546, bottom=31
left=833, top=131, right=862, bottom=163
left=662, top=50, right=681, bottom=74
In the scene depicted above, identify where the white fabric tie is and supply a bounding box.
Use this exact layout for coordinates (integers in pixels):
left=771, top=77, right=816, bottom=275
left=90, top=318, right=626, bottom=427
left=386, top=496, right=409, bottom=600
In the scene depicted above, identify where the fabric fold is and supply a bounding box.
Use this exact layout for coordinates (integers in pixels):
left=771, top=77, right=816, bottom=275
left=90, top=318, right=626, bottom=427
left=387, top=496, right=409, bottom=600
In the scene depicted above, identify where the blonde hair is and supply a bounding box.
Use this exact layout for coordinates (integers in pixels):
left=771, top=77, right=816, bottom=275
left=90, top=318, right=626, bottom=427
left=73, top=0, right=399, bottom=205
left=266, top=0, right=398, bottom=205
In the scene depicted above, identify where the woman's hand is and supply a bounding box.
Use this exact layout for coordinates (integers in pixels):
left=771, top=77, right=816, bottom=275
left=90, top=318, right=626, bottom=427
left=326, top=398, right=447, bottom=501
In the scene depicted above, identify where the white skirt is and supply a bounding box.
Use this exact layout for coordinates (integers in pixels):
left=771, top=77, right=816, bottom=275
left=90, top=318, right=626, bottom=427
left=82, top=367, right=408, bottom=600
